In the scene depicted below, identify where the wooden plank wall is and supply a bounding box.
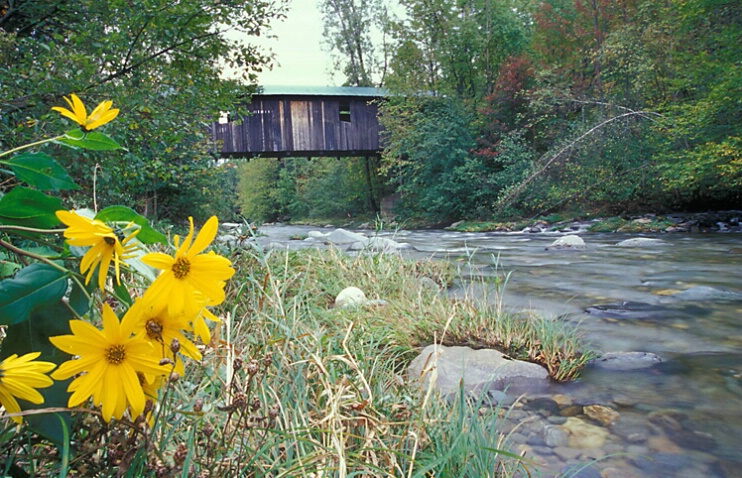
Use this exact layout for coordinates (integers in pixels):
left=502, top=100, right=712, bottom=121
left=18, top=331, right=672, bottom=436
left=213, top=95, right=382, bottom=156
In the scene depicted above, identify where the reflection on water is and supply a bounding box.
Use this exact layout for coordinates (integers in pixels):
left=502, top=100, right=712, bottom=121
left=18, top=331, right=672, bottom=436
left=258, top=225, right=742, bottom=477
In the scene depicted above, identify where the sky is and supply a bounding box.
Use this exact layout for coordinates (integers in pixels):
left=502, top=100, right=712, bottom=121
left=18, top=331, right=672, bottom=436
left=229, top=2, right=342, bottom=87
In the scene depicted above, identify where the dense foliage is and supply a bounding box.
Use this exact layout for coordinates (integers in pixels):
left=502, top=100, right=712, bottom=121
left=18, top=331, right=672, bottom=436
left=237, top=157, right=384, bottom=222
left=1, top=0, right=285, bottom=222
left=315, top=0, right=742, bottom=222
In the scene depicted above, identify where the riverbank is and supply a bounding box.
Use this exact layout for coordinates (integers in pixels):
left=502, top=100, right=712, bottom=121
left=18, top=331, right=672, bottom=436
left=245, top=224, right=742, bottom=477
left=271, top=210, right=742, bottom=235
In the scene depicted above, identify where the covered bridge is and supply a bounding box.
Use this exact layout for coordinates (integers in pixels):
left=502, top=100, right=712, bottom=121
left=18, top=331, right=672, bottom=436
left=212, top=85, right=387, bottom=159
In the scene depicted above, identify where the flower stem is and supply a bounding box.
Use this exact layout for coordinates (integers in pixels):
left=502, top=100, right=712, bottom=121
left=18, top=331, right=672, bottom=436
left=0, top=225, right=66, bottom=234
left=0, top=238, right=92, bottom=310
left=0, top=135, right=65, bottom=158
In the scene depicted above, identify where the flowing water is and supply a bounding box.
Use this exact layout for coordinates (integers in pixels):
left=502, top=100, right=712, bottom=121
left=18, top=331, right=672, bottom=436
left=257, top=225, right=742, bottom=477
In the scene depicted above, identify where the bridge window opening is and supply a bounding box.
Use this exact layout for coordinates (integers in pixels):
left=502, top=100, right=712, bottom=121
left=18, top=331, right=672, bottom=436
left=339, top=101, right=351, bottom=123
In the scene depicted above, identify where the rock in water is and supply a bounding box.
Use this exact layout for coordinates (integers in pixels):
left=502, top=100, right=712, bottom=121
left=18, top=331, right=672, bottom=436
left=545, top=235, right=586, bottom=250
left=669, top=285, right=742, bottom=301
left=334, top=286, right=367, bottom=308
left=561, top=417, right=609, bottom=449
left=325, top=228, right=368, bottom=245
left=589, top=351, right=663, bottom=371
left=615, top=237, right=668, bottom=247
left=584, top=404, right=620, bottom=426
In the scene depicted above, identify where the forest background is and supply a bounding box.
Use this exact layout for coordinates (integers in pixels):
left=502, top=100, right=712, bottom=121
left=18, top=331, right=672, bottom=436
left=2, top=0, right=740, bottom=226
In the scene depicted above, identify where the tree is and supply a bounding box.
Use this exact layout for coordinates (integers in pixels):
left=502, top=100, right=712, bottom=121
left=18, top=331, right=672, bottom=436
left=380, top=96, right=487, bottom=220
left=320, top=0, right=389, bottom=86
left=651, top=0, right=742, bottom=206
left=387, top=0, right=528, bottom=98
left=1, top=0, right=286, bottom=220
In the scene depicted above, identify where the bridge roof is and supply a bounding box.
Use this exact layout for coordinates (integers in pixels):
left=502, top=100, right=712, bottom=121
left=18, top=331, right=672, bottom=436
left=256, top=85, right=388, bottom=97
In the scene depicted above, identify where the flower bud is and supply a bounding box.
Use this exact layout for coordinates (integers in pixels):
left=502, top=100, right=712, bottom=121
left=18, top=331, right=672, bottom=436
left=233, top=357, right=244, bottom=371
left=251, top=397, right=261, bottom=412
left=232, top=392, right=247, bottom=409
left=246, top=359, right=260, bottom=376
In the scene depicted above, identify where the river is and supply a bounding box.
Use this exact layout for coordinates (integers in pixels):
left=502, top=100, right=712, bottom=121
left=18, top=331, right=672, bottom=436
left=256, top=225, right=742, bottom=478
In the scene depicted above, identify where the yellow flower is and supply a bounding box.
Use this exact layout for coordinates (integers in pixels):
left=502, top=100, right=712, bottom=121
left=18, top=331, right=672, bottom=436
left=127, top=297, right=202, bottom=362
left=56, top=210, right=139, bottom=290
left=0, top=353, right=56, bottom=424
left=52, top=93, right=119, bottom=131
left=50, top=304, right=169, bottom=422
left=142, top=216, right=234, bottom=319
left=192, top=299, right=221, bottom=345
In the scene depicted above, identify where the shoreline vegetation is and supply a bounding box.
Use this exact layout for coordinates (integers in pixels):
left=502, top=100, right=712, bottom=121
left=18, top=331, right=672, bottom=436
left=281, top=209, right=742, bottom=235
left=156, top=240, right=595, bottom=476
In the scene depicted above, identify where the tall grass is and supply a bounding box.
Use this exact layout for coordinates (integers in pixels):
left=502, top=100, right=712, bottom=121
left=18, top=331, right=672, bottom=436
left=1, top=241, right=593, bottom=476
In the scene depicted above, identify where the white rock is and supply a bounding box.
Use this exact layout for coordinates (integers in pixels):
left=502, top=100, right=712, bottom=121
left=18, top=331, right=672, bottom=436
left=349, top=236, right=401, bottom=251
left=307, top=230, right=327, bottom=239
left=546, top=235, right=586, bottom=250
left=325, top=228, right=368, bottom=245
left=334, top=286, right=368, bottom=308
left=615, top=237, right=667, bottom=247
left=217, top=234, right=238, bottom=244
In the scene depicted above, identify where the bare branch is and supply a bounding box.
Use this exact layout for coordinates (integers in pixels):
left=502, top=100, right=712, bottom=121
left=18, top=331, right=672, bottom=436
left=496, top=111, right=659, bottom=212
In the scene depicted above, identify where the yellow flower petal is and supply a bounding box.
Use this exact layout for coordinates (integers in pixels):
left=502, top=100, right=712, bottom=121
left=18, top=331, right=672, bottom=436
left=0, top=353, right=56, bottom=423
left=52, top=94, right=119, bottom=130
left=57, top=210, right=136, bottom=291
left=188, top=216, right=219, bottom=257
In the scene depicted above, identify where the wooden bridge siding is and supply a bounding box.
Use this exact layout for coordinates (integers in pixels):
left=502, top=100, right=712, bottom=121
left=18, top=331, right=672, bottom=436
left=339, top=100, right=379, bottom=151
left=212, top=95, right=382, bottom=157
left=323, top=100, right=339, bottom=150
left=289, top=100, right=329, bottom=151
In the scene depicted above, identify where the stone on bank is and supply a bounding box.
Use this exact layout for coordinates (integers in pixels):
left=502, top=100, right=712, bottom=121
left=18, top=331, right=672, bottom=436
left=407, top=344, right=550, bottom=402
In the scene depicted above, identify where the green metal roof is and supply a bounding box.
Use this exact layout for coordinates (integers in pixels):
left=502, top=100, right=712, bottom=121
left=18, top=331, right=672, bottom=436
left=256, top=85, right=388, bottom=97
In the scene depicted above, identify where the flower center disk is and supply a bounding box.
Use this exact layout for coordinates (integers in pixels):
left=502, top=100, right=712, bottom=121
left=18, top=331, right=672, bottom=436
left=172, top=257, right=191, bottom=279
left=105, top=345, right=127, bottom=365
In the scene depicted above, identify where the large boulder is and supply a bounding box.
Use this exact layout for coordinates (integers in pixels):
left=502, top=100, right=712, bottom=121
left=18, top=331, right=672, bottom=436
left=407, top=344, right=550, bottom=401
left=325, top=228, right=369, bottom=245
left=615, top=237, right=668, bottom=247
left=349, top=236, right=406, bottom=252
left=545, top=235, right=586, bottom=250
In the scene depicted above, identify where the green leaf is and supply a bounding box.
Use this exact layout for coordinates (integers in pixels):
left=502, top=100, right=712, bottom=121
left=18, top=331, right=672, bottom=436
left=0, top=187, right=63, bottom=228
left=0, top=251, right=22, bottom=279
left=0, top=263, right=68, bottom=326
left=121, top=243, right=157, bottom=282
left=56, top=129, right=123, bottom=151
left=95, top=205, right=168, bottom=244
left=0, top=301, right=73, bottom=448
left=112, top=281, right=134, bottom=308
left=68, top=277, right=94, bottom=317
left=5, top=152, right=80, bottom=191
